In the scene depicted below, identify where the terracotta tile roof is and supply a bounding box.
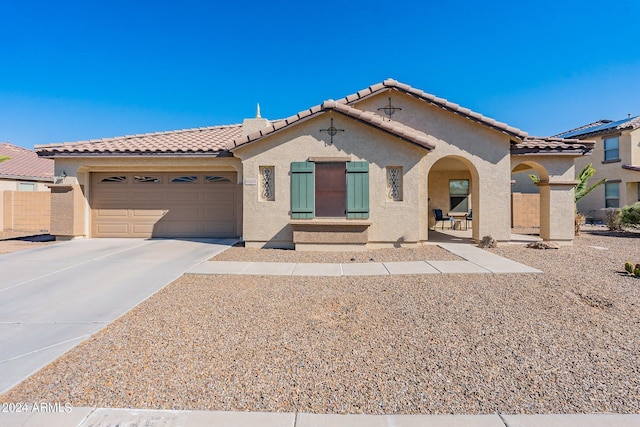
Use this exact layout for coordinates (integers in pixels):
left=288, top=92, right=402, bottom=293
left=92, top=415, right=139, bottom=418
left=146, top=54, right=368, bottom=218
left=511, top=137, right=595, bottom=155
left=33, top=79, right=591, bottom=158
left=35, top=124, right=243, bottom=157
left=231, top=99, right=436, bottom=151
left=0, top=142, right=54, bottom=181
left=553, top=115, right=640, bottom=139
left=336, top=78, right=529, bottom=139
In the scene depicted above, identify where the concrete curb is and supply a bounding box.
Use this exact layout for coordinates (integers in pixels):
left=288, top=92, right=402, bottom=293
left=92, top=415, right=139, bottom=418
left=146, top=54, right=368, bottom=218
left=1, top=408, right=638, bottom=427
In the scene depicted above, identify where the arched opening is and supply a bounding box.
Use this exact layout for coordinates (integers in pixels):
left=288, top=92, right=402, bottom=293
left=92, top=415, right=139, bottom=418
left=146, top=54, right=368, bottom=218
left=511, top=160, right=549, bottom=241
left=427, top=156, right=479, bottom=242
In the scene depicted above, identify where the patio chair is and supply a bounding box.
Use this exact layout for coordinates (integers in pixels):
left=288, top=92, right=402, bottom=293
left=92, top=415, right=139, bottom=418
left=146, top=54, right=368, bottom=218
left=433, top=209, right=452, bottom=230
left=466, top=209, right=473, bottom=229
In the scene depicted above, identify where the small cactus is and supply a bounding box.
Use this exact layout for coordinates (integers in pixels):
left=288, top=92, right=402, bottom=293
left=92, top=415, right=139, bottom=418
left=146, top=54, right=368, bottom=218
left=635, top=267, right=640, bottom=277
left=625, top=261, right=634, bottom=274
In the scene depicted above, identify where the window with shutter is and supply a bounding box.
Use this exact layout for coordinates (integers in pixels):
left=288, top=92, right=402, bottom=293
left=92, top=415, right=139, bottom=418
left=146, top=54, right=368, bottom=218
left=290, top=160, right=370, bottom=219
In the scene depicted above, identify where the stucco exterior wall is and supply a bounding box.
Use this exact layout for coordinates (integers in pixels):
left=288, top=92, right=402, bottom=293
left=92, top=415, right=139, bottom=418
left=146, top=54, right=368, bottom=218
left=575, top=129, right=640, bottom=220
left=1, top=191, right=50, bottom=233
left=427, top=169, right=472, bottom=229
left=380, top=94, right=513, bottom=242
left=512, top=192, right=540, bottom=228
left=234, top=113, right=427, bottom=248
left=511, top=155, right=577, bottom=243
left=360, top=93, right=519, bottom=242
left=0, top=179, right=51, bottom=191
left=51, top=156, right=242, bottom=238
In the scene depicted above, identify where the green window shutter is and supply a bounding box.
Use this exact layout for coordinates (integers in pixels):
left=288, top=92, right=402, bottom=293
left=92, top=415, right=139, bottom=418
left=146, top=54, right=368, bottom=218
left=346, top=161, right=369, bottom=219
left=291, top=161, right=314, bottom=218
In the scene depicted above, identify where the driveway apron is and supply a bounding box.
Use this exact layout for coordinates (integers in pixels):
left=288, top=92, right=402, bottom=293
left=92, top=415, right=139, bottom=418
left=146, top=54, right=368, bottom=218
left=0, top=238, right=236, bottom=393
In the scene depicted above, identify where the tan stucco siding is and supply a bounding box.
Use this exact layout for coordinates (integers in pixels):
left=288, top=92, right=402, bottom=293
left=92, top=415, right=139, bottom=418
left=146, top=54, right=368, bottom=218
left=234, top=114, right=426, bottom=247
left=575, top=129, right=640, bottom=219
left=356, top=91, right=517, bottom=242
left=354, top=93, right=510, bottom=165
left=631, top=128, right=640, bottom=166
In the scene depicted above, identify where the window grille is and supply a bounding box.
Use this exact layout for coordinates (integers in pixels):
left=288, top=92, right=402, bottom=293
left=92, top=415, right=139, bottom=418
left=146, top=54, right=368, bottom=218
left=100, top=176, right=127, bottom=183
left=206, top=175, right=231, bottom=183
left=134, top=176, right=160, bottom=183
left=260, top=166, right=275, bottom=201
left=171, top=176, right=198, bottom=183
left=387, top=166, right=402, bottom=201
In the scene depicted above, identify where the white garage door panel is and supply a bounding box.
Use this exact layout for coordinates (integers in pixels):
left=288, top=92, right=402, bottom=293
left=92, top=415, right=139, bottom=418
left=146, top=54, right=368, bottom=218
left=91, top=172, right=238, bottom=238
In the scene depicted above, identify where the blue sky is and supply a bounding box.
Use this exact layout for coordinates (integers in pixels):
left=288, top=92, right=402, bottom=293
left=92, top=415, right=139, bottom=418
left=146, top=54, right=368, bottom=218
left=1, top=0, right=639, bottom=149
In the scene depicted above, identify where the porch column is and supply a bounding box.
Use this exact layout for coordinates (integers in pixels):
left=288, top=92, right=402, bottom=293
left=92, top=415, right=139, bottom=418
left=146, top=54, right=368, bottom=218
left=474, top=174, right=511, bottom=243
left=538, top=181, right=575, bottom=245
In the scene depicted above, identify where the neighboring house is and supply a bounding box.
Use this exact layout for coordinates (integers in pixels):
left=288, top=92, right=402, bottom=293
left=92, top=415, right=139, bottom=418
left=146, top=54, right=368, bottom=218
left=0, top=142, right=54, bottom=234
left=554, top=116, right=640, bottom=221
left=0, top=142, right=54, bottom=191
left=35, top=79, right=594, bottom=248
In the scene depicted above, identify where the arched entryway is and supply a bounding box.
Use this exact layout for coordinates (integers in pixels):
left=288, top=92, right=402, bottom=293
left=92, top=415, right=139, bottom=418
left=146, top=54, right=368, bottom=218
left=427, top=156, right=480, bottom=241
left=510, top=161, right=549, bottom=238
left=511, top=159, right=562, bottom=242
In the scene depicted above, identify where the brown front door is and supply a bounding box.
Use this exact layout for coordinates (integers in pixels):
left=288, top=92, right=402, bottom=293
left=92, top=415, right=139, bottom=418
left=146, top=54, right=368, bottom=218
left=315, top=162, right=346, bottom=217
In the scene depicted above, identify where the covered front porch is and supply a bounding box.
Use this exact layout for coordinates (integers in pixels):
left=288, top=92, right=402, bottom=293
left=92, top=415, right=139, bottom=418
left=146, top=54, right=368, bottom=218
left=427, top=227, right=543, bottom=245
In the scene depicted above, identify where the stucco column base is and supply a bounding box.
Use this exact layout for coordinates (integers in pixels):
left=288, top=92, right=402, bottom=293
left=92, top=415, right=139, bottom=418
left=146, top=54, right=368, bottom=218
left=48, top=184, right=86, bottom=239
left=538, top=181, right=576, bottom=244
left=53, top=235, right=86, bottom=241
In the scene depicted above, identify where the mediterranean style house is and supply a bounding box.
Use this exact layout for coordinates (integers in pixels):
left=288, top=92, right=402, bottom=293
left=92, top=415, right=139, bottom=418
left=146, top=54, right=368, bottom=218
left=555, top=116, right=640, bottom=221
left=35, top=79, right=594, bottom=248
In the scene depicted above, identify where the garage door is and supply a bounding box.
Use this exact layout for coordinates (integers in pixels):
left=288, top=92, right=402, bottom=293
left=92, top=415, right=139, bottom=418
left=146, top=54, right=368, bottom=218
left=91, top=172, right=238, bottom=238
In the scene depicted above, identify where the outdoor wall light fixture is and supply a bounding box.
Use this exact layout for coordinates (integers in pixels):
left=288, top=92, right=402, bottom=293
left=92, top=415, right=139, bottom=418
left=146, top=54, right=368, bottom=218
left=378, top=97, right=401, bottom=121
left=319, top=117, right=344, bottom=144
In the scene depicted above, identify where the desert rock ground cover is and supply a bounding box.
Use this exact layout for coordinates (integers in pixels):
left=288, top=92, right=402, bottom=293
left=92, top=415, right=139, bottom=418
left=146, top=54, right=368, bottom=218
left=1, top=227, right=638, bottom=414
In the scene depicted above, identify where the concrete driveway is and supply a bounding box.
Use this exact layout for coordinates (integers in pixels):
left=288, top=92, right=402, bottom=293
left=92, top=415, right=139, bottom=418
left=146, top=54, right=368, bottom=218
left=0, top=238, right=236, bottom=393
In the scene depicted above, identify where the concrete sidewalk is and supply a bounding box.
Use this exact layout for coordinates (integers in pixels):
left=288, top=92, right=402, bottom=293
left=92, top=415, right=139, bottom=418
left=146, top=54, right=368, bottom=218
left=1, top=407, right=638, bottom=427
left=187, top=243, right=542, bottom=276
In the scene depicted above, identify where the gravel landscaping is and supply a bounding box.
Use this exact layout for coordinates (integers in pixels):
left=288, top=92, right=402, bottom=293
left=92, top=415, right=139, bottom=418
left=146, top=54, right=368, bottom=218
left=1, top=228, right=639, bottom=414
left=0, top=234, right=56, bottom=254
left=211, top=245, right=462, bottom=263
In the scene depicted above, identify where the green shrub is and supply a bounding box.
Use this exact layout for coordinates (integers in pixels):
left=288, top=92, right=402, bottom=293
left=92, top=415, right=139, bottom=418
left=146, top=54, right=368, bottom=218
left=604, top=208, right=622, bottom=231
left=621, top=202, right=640, bottom=227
